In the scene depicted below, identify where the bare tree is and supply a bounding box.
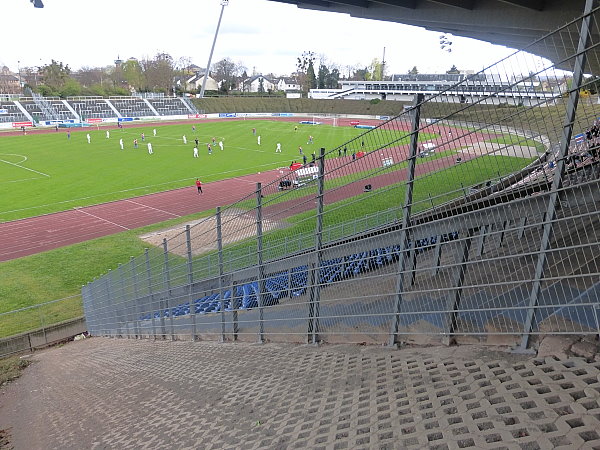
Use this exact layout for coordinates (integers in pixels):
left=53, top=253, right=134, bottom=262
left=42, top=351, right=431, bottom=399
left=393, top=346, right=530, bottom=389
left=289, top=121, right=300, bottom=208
left=212, top=57, right=237, bottom=93
left=141, top=52, right=175, bottom=93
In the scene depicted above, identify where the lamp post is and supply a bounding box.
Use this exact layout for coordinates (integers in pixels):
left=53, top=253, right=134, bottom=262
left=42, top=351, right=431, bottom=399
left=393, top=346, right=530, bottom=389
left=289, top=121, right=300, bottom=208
left=17, top=60, right=22, bottom=93
left=199, top=0, right=228, bottom=98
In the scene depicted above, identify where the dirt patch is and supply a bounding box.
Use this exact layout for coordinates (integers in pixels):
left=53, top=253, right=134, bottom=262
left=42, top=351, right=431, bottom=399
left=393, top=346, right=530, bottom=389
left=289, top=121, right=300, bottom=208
left=459, top=141, right=540, bottom=158
left=139, top=208, right=286, bottom=257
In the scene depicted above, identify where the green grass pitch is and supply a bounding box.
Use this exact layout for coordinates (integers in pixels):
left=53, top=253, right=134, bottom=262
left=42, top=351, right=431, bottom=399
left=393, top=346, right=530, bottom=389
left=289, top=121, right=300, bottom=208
left=0, top=119, right=376, bottom=222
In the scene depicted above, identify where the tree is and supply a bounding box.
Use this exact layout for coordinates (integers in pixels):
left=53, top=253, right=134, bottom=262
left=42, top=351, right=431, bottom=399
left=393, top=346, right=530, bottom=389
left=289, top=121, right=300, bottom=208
left=306, top=60, right=317, bottom=91
left=141, top=52, right=174, bottom=93
left=408, top=66, right=419, bottom=75
left=240, top=70, right=249, bottom=92
left=258, top=77, right=265, bottom=93
left=446, top=65, right=460, bottom=74
left=213, top=57, right=237, bottom=93
left=40, top=60, right=72, bottom=96
left=121, top=59, right=144, bottom=92
left=296, top=51, right=316, bottom=93
left=366, top=58, right=384, bottom=81
left=351, top=68, right=369, bottom=81
left=317, top=63, right=329, bottom=89
left=327, top=67, right=340, bottom=88
left=59, top=77, right=82, bottom=97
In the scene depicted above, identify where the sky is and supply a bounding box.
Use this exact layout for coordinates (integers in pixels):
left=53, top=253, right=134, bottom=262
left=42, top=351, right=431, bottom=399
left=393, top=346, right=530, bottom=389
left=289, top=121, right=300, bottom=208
left=2, top=0, right=520, bottom=77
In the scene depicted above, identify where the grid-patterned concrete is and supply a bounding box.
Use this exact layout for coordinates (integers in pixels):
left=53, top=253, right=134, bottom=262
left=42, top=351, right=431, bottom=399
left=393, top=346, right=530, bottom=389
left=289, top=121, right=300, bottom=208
left=2, top=337, right=600, bottom=449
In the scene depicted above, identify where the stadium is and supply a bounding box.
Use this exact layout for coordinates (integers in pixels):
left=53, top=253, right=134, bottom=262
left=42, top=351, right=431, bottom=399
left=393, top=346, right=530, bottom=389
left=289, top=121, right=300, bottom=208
left=1, top=0, right=600, bottom=448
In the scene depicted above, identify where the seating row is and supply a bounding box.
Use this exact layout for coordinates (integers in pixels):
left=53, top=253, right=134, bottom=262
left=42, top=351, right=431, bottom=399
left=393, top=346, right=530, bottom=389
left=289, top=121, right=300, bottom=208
left=138, top=232, right=461, bottom=321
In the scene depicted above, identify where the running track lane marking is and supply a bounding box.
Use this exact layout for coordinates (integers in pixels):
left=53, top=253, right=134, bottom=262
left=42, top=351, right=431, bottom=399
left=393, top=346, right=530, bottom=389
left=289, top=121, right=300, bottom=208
left=72, top=207, right=130, bottom=230
left=124, top=199, right=181, bottom=218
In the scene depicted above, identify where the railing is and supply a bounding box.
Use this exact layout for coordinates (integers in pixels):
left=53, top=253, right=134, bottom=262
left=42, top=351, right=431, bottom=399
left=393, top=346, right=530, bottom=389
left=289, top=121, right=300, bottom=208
left=83, top=4, right=600, bottom=350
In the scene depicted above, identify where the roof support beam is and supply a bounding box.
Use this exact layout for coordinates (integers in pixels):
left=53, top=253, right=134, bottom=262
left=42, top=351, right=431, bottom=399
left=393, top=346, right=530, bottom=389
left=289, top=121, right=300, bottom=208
left=372, top=0, right=417, bottom=9
left=430, top=0, right=475, bottom=9
left=498, top=0, right=545, bottom=11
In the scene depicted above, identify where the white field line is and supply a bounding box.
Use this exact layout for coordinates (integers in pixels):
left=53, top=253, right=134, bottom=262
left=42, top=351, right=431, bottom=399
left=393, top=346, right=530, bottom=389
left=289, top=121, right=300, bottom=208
left=125, top=199, right=181, bottom=218
left=0, top=154, right=50, bottom=177
left=72, top=207, right=130, bottom=230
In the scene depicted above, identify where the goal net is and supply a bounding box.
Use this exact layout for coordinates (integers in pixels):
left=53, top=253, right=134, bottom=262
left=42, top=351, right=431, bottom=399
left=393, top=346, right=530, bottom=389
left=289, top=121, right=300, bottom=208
left=312, top=114, right=338, bottom=127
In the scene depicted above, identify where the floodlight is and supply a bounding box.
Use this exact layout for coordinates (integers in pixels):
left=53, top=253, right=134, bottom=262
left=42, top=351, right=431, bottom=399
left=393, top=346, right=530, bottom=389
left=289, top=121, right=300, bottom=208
left=30, top=0, right=44, bottom=7
left=220, top=0, right=229, bottom=5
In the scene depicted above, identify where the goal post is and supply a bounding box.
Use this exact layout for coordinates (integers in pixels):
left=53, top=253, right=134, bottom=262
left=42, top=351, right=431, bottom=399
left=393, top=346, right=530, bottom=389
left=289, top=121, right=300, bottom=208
left=312, top=114, right=338, bottom=127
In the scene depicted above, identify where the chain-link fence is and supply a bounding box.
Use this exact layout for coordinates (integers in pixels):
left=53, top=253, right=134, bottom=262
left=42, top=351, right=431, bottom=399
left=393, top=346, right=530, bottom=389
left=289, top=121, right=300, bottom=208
left=0, top=295, right=85, bottom=357
left=83, top=4, right=600, bottom=350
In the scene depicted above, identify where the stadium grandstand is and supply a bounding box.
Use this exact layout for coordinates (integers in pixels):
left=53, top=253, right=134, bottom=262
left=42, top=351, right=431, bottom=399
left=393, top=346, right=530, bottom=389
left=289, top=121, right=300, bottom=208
left=80, top=2, right=600, bottom=353
left=309, top=73, right=558, bottom=106
left=0, top=94, right=202, bottom=128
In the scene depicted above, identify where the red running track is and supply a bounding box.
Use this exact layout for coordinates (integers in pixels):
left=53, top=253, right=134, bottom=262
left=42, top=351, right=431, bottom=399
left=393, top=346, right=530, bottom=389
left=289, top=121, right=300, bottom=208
left=0, top=121, right=496, bottom=262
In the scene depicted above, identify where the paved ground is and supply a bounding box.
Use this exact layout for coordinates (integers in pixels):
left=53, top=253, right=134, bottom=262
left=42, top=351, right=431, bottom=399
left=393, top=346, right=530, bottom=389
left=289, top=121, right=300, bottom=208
left=2, top=338, right=600, bottom=449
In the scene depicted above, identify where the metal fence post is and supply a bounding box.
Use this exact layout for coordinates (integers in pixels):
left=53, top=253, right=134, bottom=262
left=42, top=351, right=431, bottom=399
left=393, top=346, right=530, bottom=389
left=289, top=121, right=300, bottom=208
left=389, top=93, right=424, bottom=347
left=130, top=256, right=141, bottom=338
left=443, top=231, right=473, bottom=345
left=186, top=225, right=197, bottom=341
left=256, top=182, right=265, bottom=343
left=163, top=238, right=175, bottom=340
left=517, top=0, right=593, bottom=352
left=308, top=147, right=326, bottom=344
left=231, top=281, right=239, bottom=340
left=117, top=263, right=128, bottom=338
left=144, top=249, right=157, bottom=340
left=216, top=206, right=226, bottom=342
left=105, top=269, right=115, bottom=336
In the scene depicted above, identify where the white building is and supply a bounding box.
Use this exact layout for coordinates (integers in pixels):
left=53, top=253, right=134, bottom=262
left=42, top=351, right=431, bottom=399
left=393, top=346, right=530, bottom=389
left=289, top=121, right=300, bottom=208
left=241, top=75, right=277, bottom=93
left=277, top=77, right=300, bottom=92
left=186, top=71, right=219, bottom=92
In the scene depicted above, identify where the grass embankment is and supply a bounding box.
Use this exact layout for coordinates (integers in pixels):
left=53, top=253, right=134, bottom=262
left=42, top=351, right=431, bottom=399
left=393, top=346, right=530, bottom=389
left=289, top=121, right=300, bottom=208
left=193, top=97, right=407, bottom=117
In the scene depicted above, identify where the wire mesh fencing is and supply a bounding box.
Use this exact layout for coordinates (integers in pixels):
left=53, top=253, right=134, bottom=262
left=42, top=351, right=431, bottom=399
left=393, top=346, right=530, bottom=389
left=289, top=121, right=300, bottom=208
left=83, top=4, right=600, bottom=349
left=0, top=295, right=85, bottom=358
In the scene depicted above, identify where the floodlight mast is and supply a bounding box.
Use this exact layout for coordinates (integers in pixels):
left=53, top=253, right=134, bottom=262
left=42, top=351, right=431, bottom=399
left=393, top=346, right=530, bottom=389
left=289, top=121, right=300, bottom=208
left=199, top=0, right=229, bottom=98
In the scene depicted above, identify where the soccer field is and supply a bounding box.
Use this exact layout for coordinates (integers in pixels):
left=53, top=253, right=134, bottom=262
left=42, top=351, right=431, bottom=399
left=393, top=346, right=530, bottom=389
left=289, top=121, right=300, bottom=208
left=0, top=119, right=376, bottom=222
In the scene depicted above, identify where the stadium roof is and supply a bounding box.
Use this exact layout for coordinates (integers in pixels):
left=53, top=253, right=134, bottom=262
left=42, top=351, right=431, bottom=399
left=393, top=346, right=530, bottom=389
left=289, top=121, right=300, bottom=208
left=267, top=0, right=598, bottom=74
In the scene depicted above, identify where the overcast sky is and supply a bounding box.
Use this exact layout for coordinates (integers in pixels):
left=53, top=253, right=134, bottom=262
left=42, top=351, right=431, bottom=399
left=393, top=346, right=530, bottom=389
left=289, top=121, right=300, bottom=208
left=3, top=0, right=519, bottom=77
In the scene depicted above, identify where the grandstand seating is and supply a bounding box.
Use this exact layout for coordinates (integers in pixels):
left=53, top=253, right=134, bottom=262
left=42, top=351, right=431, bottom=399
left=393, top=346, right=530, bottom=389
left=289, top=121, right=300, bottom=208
left=146, top=98, right=191, bottom=116
left=139, top=234, right=463, bottom=322
left=68, top=98, right=117, bottom=119
left=109, top=98, right=155, bottom=118
left=48, top=100, right=76, bottom=120
left=0, top=102, right=29, bottom=123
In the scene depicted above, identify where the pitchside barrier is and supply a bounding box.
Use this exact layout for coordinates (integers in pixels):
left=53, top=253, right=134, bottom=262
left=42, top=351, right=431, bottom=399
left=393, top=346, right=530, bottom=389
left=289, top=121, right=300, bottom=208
left=82, top=6, right=600, bottom=350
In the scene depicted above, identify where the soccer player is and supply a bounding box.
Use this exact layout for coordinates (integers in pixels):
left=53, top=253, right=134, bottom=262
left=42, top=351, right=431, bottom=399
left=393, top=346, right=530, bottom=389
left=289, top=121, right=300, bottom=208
left=193, top=146, right=199, bottom=158
left=183, top=135, right=187, bottom=145
left=257, top=135, right=261, bottom=145
left=153, top=129, right=157, bottom=137
left=86, top=133, right=91, bottom=144
left=119, top=138, right=124, bottom=150
left=147, top=143, right=153, bottom=154
left=218, top=140, right=224, bottom=151
left=106, top=130, right=110, bottom=139
left=195, top=178, right=202, bottom=194
left=207, top=143, right=212, bottom=155
left=276, top=143, right=282, bottom=153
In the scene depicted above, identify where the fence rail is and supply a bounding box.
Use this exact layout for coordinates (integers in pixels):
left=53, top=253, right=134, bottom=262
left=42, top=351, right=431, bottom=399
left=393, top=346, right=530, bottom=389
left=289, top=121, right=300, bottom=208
left=83, top=4, right=600, bottom=349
